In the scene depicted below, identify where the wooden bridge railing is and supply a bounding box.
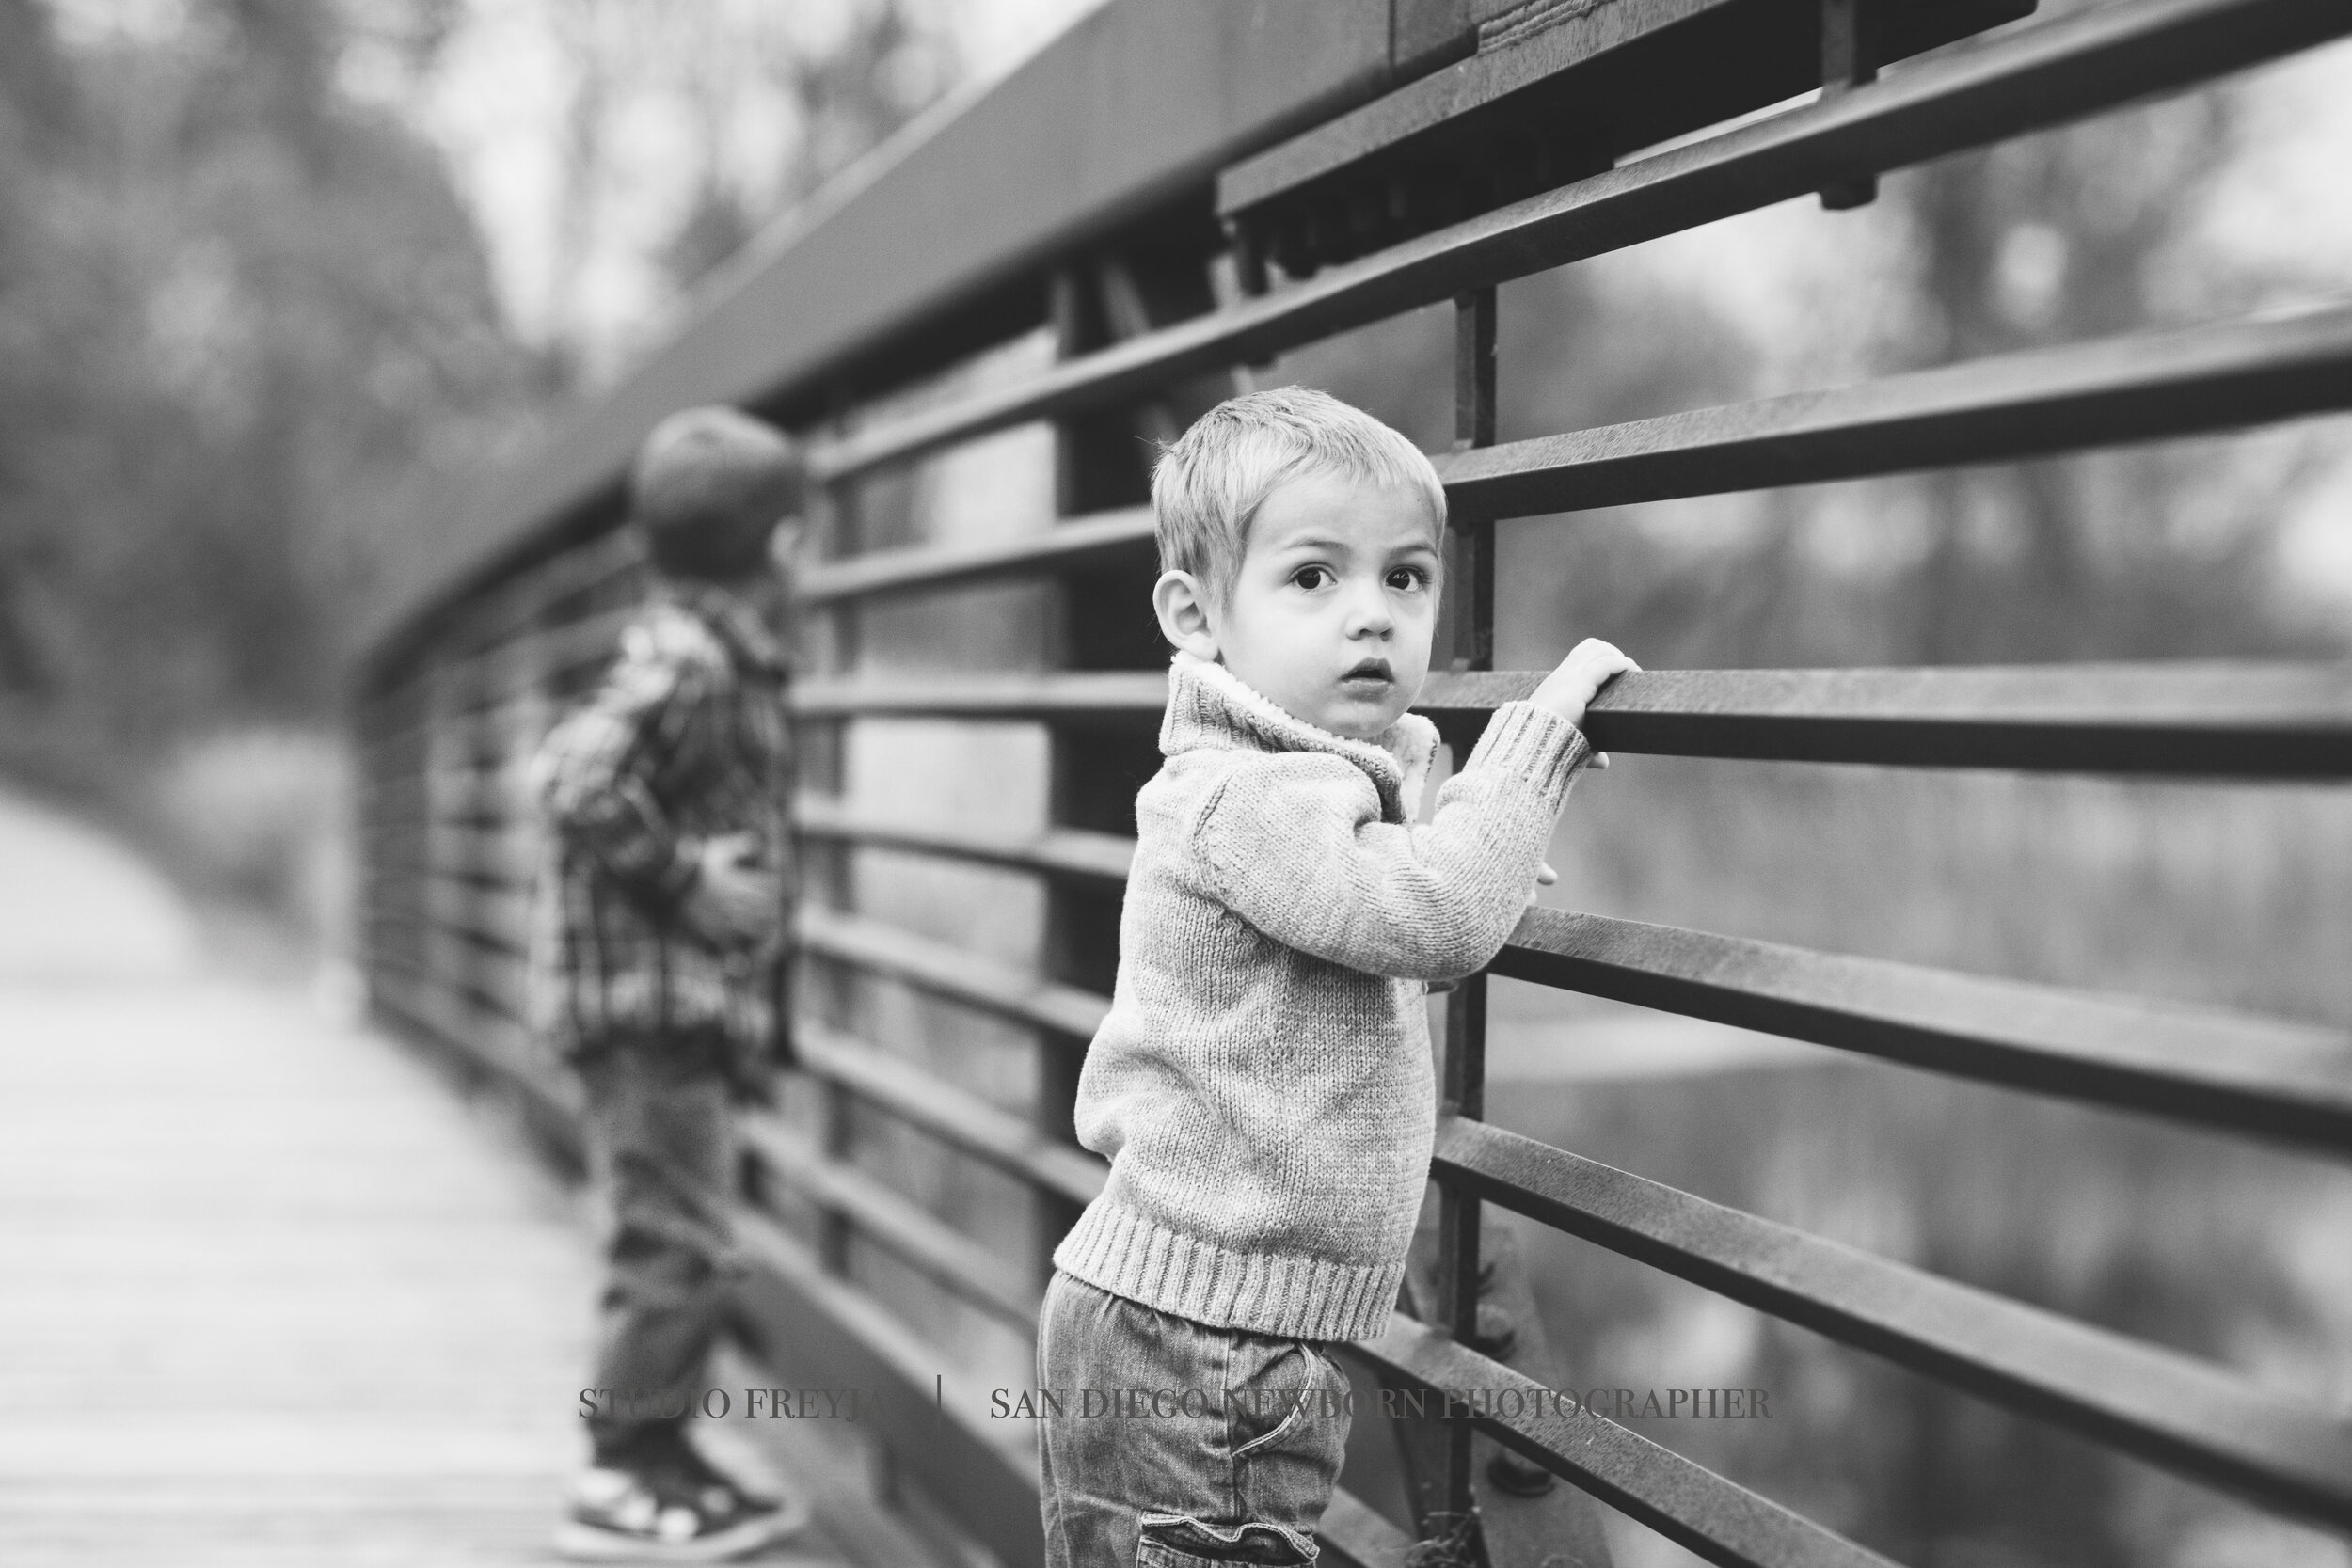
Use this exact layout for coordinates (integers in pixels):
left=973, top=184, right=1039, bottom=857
left=356, top=0, right=2352, bottom=1563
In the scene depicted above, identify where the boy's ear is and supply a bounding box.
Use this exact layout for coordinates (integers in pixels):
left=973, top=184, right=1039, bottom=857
left=1152, top=570, right=1220, bottom=661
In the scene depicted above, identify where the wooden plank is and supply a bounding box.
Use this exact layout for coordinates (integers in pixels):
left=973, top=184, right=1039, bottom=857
left=1433, top=1114, right=2352, bottom=1526
left=1494, top=909, right=2352, bottom=1154
left=0, top=983, right=660, bottom=1566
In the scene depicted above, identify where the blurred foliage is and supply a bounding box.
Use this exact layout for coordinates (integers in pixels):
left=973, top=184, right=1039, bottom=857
left=0, top=0, right=953, bottom=935
left=504, top=0, right=959, bottom=384
left=0, top=0, right=955, bottom=791
left=147, top=724, right=353, bottom=962
left=0, top=0, right=540, bottom=799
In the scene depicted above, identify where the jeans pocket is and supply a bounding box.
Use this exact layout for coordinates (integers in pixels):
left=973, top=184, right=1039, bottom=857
left=1137, top=1513, right=1319, bottom=1567
left=1226, top=1337, right=1349, bottom=1462
left=1223, top=1338, right=1319, bottom=1454
left=1196, top=1335, right=1349, bottom=1560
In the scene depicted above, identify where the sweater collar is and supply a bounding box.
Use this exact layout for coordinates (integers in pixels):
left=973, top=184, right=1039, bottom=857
left=1161, top=650, right=1439, bottom=823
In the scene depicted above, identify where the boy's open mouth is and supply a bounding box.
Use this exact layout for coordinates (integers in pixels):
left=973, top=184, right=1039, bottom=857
left=1340, top=658, right=1393, bottom=687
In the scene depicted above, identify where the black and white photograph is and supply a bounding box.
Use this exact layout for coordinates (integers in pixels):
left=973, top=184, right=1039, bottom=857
left=3, top=1, right=2349, bottom=1564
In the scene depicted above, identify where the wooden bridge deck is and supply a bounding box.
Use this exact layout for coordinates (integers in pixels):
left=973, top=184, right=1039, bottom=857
left=0, top=795, right=928, bottom=1567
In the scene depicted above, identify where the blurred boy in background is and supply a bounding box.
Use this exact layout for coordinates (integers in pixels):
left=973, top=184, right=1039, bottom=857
left=530, top=405, right=806, bottom=1562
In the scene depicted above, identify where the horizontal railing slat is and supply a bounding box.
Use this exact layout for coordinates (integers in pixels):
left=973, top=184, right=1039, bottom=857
left=381, top=936, right=531, bottom=1022
left=808, top=0, right=2352, bottom=483
left=364, top=609, right=630, bottom=756
left=794, top=1020, right=1107, bottom=1207
left=793, top=795, right=1135, bottom=883
left=792, top=663, right=2352, bottom=775
left=368, top=958, right=570, bottom=1112
left=796, top=905, right=1111, bottom=1039
left=1347, top=1313, right=1898, bottom=1568
left=1433, top=1115, right=2352, bottom=1525
left=731, top=1212, right=1042, bottom=1563
left=377, top=530, right=641, bottom=689
left=1432, top=664, right=2352, bottom=775
left=1436, top=303, right=2352, bottom=519
left=798, top=507, right=1155, bottom=606
left=791, top=672, right=1165, bottom=721
left=1494, top=910, right=2352, bottom=1155
left=739, top=1115, right=1038, bottom=1329
left=373, top=600, right=634, bottom=721
left=1314, top=1488, right=1417, bottom=1568
left=377, top=895, right=526, bottom=959
left=386, top=820, right=545, bottom=885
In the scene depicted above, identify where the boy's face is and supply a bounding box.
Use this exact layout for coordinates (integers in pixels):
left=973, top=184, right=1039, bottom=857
left=1168, top=469, right=1442, bottom=740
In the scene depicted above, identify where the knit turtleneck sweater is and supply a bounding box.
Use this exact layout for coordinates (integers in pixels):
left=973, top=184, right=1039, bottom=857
left=1052, top=651, right=1593, bottom=1342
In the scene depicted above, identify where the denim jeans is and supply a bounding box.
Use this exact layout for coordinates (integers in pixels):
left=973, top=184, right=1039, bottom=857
left=577, top=1032, right=741, bottom=1463
left=1037, top=1269, right=1353, bottom=1567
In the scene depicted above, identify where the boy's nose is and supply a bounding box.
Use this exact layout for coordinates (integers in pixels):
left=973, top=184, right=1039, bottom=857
left=1343, top=587, right=1392, bottom=637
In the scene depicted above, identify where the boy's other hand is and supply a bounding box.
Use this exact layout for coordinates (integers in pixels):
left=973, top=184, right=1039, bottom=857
left=1527, top=859, right=1558, bottom=909
left=682, top=832, right=782, bottom=949
left=1531, top=638, right=1640, bottom=732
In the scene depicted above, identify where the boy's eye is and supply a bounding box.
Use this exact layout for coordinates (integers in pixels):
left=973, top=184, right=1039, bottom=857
left=1387, top=565, right=1431, bottom=591
left=1291, top=565, right=1334, bottom=591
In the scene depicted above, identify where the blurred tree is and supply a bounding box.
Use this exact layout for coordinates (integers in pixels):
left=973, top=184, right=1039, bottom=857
left=514, top=0, right=959, bottom=386
left=0, top=0, right=540, bottom=797
left=1893, top=82, right=2332, bottom=665
left=0, top=0, right=966, bottom=803
left=659, top=0, right=953, bottom=296
left=0, top=0, right=78, bottom=704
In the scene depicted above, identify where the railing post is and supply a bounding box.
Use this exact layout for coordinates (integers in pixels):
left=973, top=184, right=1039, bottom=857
left=1447, top=286, right=1497, bottom=672
left=807, top=398, right=863, bottom=1276
left=1400, top=285, right=1620, bottom=1568
left=1435, top=284, right=1500, bottom=1562
left=1820, top=0, right=1881, bottom=209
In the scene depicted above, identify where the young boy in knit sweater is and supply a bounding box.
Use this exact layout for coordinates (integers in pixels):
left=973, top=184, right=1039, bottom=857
left=1037, top=387, right=1636, bottom=1567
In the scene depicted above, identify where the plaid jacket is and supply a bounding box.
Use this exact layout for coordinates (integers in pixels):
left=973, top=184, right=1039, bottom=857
left=527, top=580, right=794, bottom=1069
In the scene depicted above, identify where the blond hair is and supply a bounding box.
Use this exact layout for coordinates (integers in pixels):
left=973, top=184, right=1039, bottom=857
left=1151, top=387, right=1446, bottom=603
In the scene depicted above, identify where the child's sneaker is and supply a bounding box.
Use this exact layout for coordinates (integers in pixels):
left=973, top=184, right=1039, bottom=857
left=553, top=1459, right=807, bottom=1562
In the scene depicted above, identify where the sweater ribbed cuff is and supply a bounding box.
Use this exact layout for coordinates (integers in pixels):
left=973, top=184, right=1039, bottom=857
left=1463, top=701, right=1591, bottom=813
left=1051, top=1199, right=1404, bottom=1344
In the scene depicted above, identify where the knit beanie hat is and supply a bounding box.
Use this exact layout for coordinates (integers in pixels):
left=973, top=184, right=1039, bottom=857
left=629, top=406, right=805, bottom=580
